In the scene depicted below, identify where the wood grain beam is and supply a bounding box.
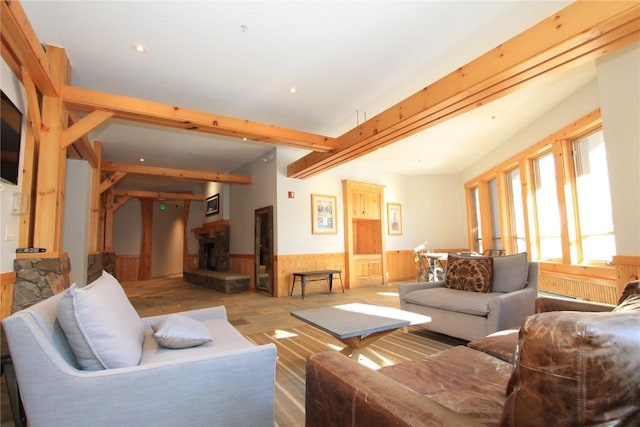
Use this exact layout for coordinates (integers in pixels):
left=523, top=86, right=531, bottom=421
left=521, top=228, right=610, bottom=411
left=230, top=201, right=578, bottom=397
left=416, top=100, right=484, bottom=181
left=0, top=0, right=58, bottom=96
left=61, top=85, right=337, bottom=151
left=100, top=172, right=127, bottom=194
left=67, top=111, right=100, bottom=167
left=101, top=161, right=252, bottom=185
left=62, top=110, right=113, bottom=148
left=288, top=1, right=640, bottom=178
left=21, top=67, right=41, bottom=145
left=113, top=189, right=204, bottom=201
left=111, top=195, right=131, bottom=212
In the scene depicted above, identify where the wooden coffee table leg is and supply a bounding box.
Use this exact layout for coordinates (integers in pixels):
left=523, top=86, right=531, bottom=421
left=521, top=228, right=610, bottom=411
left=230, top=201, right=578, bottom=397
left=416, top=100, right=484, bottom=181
left=338, top=329, right=397, bottom=362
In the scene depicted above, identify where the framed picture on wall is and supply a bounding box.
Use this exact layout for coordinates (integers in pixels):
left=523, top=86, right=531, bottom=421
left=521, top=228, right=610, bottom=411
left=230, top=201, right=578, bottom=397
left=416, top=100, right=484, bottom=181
left=387, top=203, right=402, bottom=235
left=205, top=193, right=220, bottom=216
left=311, top=194, right=337, bottom=234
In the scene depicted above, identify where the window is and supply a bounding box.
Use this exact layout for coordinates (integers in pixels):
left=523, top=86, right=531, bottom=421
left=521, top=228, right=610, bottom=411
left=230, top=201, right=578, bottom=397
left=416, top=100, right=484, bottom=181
left=507, top=168, right=527, bottom=253
left=488, top=179, right=502, bottom=250
left=464, top=110, right=615, bottom=270
left=469, top=187, right=482, bottom=253
left=532, top=152, right=562, bottom=260
left=572, top=130, right=616, bottom=262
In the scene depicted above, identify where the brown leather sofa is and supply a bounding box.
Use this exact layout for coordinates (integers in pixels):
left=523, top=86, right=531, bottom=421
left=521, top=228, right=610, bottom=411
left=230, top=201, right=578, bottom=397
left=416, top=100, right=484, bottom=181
left=306, top=283, right=640, bottom=426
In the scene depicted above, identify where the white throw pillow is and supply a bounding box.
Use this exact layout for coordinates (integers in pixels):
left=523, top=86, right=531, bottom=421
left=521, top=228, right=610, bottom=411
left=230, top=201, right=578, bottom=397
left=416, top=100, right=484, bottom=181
left=152, top=315, right=213, bottom=349
left=57, top=271, right=145, bottom=370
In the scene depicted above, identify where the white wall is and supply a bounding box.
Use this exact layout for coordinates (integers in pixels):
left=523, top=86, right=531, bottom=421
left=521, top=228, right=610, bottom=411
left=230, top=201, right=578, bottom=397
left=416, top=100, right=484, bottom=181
left=596, top=42, right=640, bottom=256
left=113, top=199, right=142, bottom=254
left=230, top=150, right=278, bottom=254
left=461, top=80, right=600, bottom=182
left=272, top=148, right=468, bottom=255
left=151, top=201, right=183, bottom=277
left=62, top=159, right=92, bottom=284
left=0, top=59, right=26, bottom=273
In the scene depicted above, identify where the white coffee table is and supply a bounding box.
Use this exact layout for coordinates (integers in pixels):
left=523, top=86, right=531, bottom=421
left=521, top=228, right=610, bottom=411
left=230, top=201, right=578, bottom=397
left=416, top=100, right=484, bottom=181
left=291, top=303, right=431, bottom=364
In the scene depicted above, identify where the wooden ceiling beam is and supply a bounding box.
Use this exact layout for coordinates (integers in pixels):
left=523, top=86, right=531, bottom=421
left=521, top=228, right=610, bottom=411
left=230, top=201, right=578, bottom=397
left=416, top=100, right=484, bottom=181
left=66, top=111, right=101, bottom=168
left=61, top=85, right=338, bottom=152
left=101, top=161, right=252, bottom=185
left=21, top=67, right=41, bottom=146
left=288, top=1, right=640, bottom=178
left=100, top=172, right=127, bottom=194
left=0, top=0, right=58, bottom=96
left=113, top=189, right=204, bottom=202
left=62, top=110, right=113, bottom=149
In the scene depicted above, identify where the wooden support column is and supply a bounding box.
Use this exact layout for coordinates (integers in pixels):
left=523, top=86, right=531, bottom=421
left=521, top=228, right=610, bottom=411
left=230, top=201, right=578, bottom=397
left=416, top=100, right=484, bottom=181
left=33, top=46, right=69, bottom=253
left=104, top=189, right=115, bottom=252
left=183, top=200, right=191, bottom=272
left=18, top=69, right=39, bottom=248
left=89, top=141, right=102, bottom=253
left=139, top=199, right=153, bottom=280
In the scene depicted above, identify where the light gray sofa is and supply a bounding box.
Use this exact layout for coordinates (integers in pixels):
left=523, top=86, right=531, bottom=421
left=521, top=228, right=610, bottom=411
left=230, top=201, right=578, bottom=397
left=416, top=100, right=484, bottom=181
left=3, top=271, right=277, bottom=427
left=398, top=253, right=538, bottom=341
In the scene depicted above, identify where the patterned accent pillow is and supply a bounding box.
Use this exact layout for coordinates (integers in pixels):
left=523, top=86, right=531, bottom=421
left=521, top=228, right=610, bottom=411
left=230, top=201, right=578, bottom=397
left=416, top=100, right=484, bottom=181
left=445, top=254, right=494, bottom=293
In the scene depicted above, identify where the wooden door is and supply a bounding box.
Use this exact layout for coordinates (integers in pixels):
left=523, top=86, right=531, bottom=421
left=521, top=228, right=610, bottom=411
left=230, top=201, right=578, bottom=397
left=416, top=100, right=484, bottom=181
left=343, top=180, right=386, bottom=288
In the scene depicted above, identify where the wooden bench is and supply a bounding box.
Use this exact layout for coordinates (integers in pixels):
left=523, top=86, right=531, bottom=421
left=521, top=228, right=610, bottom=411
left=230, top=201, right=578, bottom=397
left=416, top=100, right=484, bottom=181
left=290, top=270, right=343, bottom=299
left=183, top=270, right=250, bottom=294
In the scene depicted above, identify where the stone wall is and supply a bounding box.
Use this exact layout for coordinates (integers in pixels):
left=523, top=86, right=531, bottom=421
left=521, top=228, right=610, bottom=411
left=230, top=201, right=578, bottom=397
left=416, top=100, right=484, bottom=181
left=13, top=256, right=71, bottom=313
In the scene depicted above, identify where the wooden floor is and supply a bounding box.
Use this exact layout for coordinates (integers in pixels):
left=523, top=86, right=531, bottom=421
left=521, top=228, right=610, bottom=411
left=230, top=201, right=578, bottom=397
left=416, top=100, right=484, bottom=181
left=1, top=276, right=462, bottom=427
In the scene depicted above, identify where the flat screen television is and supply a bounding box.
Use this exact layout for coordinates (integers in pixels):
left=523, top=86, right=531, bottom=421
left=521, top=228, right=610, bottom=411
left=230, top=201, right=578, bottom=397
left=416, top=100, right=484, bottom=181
left=1, top=90, right=23, bottom=185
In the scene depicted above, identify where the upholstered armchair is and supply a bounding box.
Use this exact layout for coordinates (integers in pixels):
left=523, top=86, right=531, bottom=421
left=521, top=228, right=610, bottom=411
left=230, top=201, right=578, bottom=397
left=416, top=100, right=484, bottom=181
left=3, top=271, right=277, bottom=427
left=398, top=253, right=538, bottom=341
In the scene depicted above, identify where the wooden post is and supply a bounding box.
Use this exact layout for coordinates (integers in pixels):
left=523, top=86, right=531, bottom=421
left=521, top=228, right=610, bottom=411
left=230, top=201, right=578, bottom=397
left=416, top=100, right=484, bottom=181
left=104, top=189, right=114, bottom=252
left=33, top=46, right=69, bottom=253
left=183, top=200, right=190, bottom=272
left=89, top=141, right=102, bottom=253
left=139, top=199, right=153, bottom=280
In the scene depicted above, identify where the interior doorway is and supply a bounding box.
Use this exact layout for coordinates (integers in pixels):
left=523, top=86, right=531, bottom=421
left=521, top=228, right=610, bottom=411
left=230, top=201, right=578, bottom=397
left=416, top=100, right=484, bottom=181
left=254, top=206, right=274, bottom=295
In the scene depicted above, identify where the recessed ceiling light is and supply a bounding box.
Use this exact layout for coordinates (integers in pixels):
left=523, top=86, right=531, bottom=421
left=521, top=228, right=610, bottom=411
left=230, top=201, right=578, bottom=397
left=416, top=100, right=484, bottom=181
left=139, top=158, right=145, bottom=162
left=133, top=43, right=148, bottom=54
left=242, top=137, right=248, bottom=141
left=289, top=87, right=297, bottom=94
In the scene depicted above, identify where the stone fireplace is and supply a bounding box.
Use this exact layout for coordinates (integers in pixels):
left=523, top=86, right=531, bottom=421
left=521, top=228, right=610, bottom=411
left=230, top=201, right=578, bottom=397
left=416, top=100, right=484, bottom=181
left=195, top=221, right=230, bottom=272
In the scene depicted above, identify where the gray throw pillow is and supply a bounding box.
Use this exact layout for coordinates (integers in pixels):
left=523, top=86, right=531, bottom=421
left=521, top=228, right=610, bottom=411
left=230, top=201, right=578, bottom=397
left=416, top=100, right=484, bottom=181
left=152, top=315, right=213, bottom=349
left=56, top=271, right=145, bottom=370
left=492, top=252, right=529, bottom=293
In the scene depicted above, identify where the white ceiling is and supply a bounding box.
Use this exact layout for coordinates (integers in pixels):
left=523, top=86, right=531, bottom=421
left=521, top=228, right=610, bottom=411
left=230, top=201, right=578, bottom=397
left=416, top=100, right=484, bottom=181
left=19, top=0, right=595, bottom=188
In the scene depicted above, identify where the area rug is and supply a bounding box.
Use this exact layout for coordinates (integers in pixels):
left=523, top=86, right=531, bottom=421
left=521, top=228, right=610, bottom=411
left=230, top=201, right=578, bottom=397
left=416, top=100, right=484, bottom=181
left=247, top=325, right=465, bottom=427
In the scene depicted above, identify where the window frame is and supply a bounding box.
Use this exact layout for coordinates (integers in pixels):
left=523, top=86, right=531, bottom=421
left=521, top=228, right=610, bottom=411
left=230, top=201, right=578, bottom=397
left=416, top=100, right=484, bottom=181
left=464, top=109, right=614, bottom=271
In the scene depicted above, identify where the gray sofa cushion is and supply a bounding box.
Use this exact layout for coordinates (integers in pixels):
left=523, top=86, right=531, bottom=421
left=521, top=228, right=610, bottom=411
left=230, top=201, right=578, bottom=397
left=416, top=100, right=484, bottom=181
left=492, top=252, right=528, bottom=293
left=403, top=287, right=502, bottom=316
left=56, top=271, right=145, bottom=370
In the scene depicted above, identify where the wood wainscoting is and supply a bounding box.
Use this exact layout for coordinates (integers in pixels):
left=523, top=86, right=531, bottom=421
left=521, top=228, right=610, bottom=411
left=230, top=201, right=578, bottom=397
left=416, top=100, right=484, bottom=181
left=276, top=253, right=345, bottom=298
left=115, top=255, right=140, bottom=282
left=1, top=271, right=16, bottom=320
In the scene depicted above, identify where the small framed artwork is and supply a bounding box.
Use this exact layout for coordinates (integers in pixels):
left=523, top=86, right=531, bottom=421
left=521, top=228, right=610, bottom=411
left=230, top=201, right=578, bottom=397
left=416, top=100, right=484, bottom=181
left=205, top=193, right=220, bottom=216
left=387, top=203, right=402, bottom=235
left=311, top=194, right=337, bottom=234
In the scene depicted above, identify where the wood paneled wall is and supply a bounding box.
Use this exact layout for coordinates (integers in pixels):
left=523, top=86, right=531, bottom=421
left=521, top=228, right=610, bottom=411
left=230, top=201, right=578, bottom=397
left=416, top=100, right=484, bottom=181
left=539, top=271, right=618, bottom=304
left=115, top=255, right=140, bottom=282
left=1, top=271, right=16, bottom=320
left=229, top=254, right=255, bottom=290
left=386, top=250, right=417, bottom=282
left=613, top=255, right=640, bottom=296
left=275, top=253, right=345, bottom=298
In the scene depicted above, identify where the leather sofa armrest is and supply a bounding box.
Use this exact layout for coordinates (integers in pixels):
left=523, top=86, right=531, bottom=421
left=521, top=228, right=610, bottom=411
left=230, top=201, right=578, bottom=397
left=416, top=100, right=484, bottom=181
left=535, top=297, right=614, bottom=313
left=306, top=351, right=484, bottom=427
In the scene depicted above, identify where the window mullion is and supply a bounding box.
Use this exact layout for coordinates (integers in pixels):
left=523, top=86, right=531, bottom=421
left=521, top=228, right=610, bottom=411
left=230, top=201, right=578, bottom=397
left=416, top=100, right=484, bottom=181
left=552, top=141, right=572, bottom=264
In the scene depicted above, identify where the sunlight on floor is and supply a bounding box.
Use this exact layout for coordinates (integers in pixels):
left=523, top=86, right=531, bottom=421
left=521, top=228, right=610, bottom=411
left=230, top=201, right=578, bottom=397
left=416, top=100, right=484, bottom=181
left=377, top=291, right=399, bottom=297
left=272, top=329, right=298, bottom=339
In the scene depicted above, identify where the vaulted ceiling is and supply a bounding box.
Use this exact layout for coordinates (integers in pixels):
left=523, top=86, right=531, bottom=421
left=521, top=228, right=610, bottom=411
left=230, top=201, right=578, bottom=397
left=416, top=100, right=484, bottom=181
left=10, top=1, right=637, bottom=191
